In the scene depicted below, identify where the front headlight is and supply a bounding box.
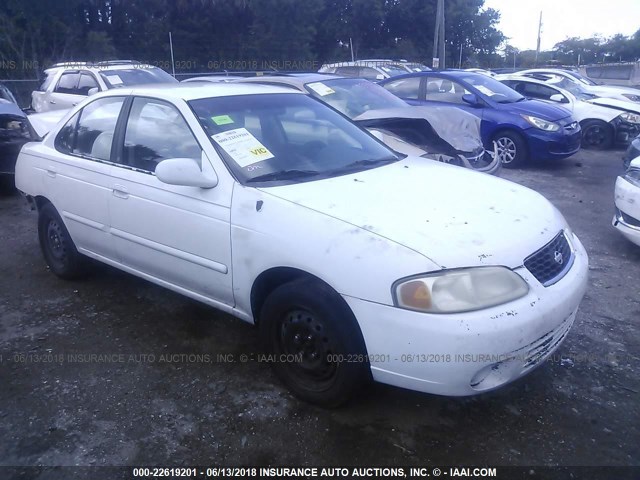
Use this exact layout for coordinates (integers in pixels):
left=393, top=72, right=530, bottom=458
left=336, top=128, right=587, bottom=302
left=622, top=93, right=640, bottom=103
left=521, top=115, right=560, bottom=132
left=393, top=266, right=529, bottom=314
left=623, top=166, right=640, bottom=187
left=619, top=112, right=640, bottom=125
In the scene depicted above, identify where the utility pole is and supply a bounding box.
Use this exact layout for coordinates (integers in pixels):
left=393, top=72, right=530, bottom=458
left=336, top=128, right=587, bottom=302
left=534, top=11, right=542, bottom=67
left=169, top=32, right=176, bottom=77
left=432, top=0, right=445, bottom=69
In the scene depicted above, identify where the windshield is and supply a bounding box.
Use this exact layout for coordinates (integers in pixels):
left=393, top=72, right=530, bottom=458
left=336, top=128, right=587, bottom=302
left=551, top=77, right=595, bottom=100
left=461, top=74, right=524, bottom=103
left=304, top=78, right=408, bottom=118
left=189, top=93, right=399, bottom=185
left=565, top=71, right=597, bottom=86
left=378, top=64, right=412, bottom=77
left=401, top=63, right=430, bottom=72
left=100, top=67, right=177, bottom=88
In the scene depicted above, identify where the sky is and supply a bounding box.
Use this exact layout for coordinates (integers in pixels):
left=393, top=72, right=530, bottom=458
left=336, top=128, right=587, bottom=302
left=483, top=0, right=640, bottom=51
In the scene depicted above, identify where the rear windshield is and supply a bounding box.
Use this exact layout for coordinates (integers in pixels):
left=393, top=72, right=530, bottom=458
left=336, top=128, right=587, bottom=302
left=100, top=67, right=177, bottom=88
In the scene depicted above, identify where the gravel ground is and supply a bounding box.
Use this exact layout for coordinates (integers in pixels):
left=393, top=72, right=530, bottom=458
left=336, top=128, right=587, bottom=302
left=0, top=149, right=638, bottom=477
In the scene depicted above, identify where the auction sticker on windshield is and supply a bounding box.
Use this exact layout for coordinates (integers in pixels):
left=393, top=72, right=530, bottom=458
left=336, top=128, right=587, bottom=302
left=307, top=82, right=335, bottom=96
left=212, top=127, right=274, bottom=167
left=105, top=75, right=123, bottom=85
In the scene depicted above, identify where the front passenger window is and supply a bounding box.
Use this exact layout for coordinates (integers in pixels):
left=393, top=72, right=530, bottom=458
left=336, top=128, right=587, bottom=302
left=123, top=98, right=202, bottom=173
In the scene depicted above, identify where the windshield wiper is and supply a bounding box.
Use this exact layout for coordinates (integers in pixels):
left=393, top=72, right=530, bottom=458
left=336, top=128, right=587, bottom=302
left=333, top=157, right=399, bottom=172
left=246, top=169, right=321, bottom=183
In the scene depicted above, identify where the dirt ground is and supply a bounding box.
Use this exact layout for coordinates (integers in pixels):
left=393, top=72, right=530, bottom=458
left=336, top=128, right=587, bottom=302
left=0, top=149, right=638, bottom=477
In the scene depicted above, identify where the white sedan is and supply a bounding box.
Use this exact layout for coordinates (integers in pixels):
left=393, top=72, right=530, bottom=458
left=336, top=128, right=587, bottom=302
left=614, top=157, right=640, bottom=247
left=498, top=75, right=640, bottom=149
left=15, top=83, right=589, bottom=406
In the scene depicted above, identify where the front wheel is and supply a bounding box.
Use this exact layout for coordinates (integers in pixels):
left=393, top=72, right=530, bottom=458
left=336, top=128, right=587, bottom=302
left=581, top=120, right=613, bottom=149
left=259, top=278, right=371, bottom=407
left=37, top=203, right=88, bottom=279
left=493, top=130, right=528, bottom=168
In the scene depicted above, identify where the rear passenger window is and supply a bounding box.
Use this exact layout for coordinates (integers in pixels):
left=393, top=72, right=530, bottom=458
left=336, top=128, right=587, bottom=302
left=54, top=112, right=80, bottom=154
left=54, top=97, right=125, bottom=161
left=123, top=98, right=201, bottom=173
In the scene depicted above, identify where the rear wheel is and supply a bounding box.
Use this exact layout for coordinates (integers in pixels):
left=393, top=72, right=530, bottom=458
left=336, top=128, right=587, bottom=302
left=581, top=120, right=613, bottom=149
left=493, top=130, right=528, bottom=168
left=259, top=278, right=370, bottom=407
left=38, top=203, right=88, bottom=279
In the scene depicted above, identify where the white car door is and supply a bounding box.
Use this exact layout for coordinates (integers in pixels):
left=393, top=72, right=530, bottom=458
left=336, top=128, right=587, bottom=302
left=43, top=96, right=126, bottom=260
left=108, top=96, right=234, bottom=306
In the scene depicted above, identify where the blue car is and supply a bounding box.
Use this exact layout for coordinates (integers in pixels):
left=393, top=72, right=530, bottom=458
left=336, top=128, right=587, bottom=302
left=379, top=71, right=582, bottom=167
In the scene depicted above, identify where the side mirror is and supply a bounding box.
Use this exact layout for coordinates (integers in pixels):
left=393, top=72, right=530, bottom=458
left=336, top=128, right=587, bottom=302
left=156, top=157, right=218, bottom=188
left=88, top=87, right=99, bottom=96
left=549, top=93, right=568, bottom=103
left=462, top=93, right=482, bottom=107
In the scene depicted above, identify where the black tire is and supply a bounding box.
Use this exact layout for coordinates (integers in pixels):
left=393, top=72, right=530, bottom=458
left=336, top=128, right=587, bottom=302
left=581, top=120, right=613, bottom=150
left=259, top=278, right=371, bottom=407
left=493, top=130, right=528, bottom=168
left=37, top=202, right=88, bottom=279
left=0, top=175, right=16, bottom=196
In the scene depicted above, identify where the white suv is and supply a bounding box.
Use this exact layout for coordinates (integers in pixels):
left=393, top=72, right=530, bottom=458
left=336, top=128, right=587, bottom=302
left=31, top=60, right=177, bottom=112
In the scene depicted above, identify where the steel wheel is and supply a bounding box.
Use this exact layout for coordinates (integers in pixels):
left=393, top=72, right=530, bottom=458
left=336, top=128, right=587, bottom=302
left=581, top=120, right=613, bottom=149
left=259, top=278, right=371, bottom=406
left=278, top=309, right=337, bottom=389
left=38, top=203, right=88, bottom=279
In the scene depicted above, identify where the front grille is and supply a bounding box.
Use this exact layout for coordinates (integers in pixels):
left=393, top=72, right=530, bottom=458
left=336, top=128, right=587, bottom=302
left=524, top=231, right=573, bottom=286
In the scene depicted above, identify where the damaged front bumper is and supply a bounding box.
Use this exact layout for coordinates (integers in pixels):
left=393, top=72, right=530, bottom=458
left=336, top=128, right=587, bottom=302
left=342, top=232, right=589, bottom=396
left=613, top=175, right=640, bottom=247
left=612, top=117, right=640, bottom=147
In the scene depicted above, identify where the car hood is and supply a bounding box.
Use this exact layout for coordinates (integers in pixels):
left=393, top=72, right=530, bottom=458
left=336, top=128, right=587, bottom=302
left=497, top=99, right=572, bottom=122
left=354, top=106, right=483, bottom=154
left=590, top=85, right=640, bottom=96
left=259, top=157, right=565, bottom=269
left=588, top=97, right=640, bottom=115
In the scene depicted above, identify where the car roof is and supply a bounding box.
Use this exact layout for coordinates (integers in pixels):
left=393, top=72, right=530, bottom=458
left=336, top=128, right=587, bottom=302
left=238, top=73, right=342, bottom=89
left=379, top=70, right=483, bottom=82
left=44, top=61, right=166, bottom=74
left=93, top=82, right=303, bottom=102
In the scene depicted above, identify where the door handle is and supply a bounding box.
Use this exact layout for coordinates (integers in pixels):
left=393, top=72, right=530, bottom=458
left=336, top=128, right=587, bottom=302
left=112, top=185, right=129, bottom=199
left=46, top=166, right=57, bottom=178
left=49, top=100, right=56, bottom=104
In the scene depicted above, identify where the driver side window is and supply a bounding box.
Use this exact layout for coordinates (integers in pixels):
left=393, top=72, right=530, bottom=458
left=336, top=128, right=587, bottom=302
left=123, top=98, right=202, bottom=173
left=384, top=77, right=421, bottom=100
left=425, top=78, right=469, bottom=104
